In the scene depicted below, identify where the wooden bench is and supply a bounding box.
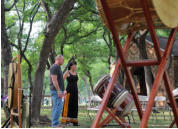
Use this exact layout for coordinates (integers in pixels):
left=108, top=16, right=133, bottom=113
left=87, top=95, right=102, bottom=120
left=131, top=95, right=167, bottom=122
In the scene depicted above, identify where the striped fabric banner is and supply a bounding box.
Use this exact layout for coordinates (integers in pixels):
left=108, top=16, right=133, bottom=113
left=61, top=93, right=70, bottom=123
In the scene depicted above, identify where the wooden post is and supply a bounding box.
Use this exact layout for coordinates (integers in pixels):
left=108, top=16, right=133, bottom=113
left=17, top=55, right=22, bottom=128
left=10, top=54, right=22, bottom=128
left=10, top=109, right=13, bottom=128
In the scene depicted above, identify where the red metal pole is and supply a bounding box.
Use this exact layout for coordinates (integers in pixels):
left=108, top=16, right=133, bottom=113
left=140, top=0, right=178, bottom=127
left=139, top=28, right=178, bottom=127
left=92, top=0, right=177, bottom=128
left=169, top=120, right=175, bottom=128
left=97, top=33, right=134, bottom=127
left=139, top=0, right=162, bottom=62
left=98, top=0, right=143, bottom=119
left=92, top=1, right=144, bottom=127
left=98, top=114, right=113, bottom=127
left=126, top=59, right=159, bottom=67
left=102, top=108, right=131, bottom=128
left=105, top=108, right=125, bottom=128
left=102, top=117, right=113, bottom=127
left=117, top=115, right=131, bottom=128
left=91, top=33, right=133, bottom=127
left=162, top=30, right=178, bottom=127
left=98, top=109, right=117, bottom=127
left=164, top=71, right=178, bottom=127
left=105, top=108, right=131, bottom=128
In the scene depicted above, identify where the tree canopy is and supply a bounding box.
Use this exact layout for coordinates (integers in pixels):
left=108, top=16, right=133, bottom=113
left=2, top=0, right=177, bottom=123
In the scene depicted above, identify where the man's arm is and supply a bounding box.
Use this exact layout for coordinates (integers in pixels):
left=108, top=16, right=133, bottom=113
left=51, top=75, right=60, bottom=91
left=51, top=75, right=63, bottom=98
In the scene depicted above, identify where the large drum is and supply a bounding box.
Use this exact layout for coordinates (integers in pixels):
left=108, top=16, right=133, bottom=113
left=8, top=63, right=18, bottom=109
left=96, top=0, right=178, bottom=34
left=116, top=94, right=135, bottom=117
left=168, top=88, right=178, bottom=107
left=94, top=75, right=128, bottom=108
left=173, top=88, right=178, bottom=99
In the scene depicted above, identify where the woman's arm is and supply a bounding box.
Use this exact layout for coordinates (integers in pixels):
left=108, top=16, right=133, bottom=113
left=63, top=71, right=69, bottom=80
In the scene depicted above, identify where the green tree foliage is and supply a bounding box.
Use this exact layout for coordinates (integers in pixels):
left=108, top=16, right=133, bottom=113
left=3, top=0, right=176, bottom=106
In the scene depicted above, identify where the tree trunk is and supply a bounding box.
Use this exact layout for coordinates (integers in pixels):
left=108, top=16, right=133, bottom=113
left=103, top=28, right=113, bottom=69
left=78, top=91, right=81, bottom=104
left=134, top=31, right=154, bottom=96
left=1, top=0, right=13, bottom=119
left=49, top=45, right=56, bottom=65
left=60, top=43, right=64, bottom=55
left=1, top=0, right=13, bottom=97
left=1, top=78, right=4, bottom=97
left=86, top=70, right=94, bottom=93
left=131, top=67, right=147, bottom=95
left=144, top=67, right=154, bottom=96
left=31, top=0, right=75, bottom=122
left=1, top=78, right=10, bottom=118
left=82, top=76, right=91, bottom=105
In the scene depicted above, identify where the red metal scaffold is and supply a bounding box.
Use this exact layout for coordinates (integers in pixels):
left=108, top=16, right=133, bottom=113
left=91, top=0, right=178, bottom=128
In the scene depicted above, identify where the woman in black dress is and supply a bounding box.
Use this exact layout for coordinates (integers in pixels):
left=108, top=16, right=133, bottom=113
left=62, top=61, right=79, bottom=126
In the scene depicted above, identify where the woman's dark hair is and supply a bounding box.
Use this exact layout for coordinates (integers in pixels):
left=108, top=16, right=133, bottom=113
left=68, top=60, right=77, bottom=70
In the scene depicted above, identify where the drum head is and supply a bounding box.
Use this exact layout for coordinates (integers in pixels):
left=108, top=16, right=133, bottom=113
left=173, top=88, right=178, bottom=98
left=152, top=0, right=178, bottom=28
left=112, top=90, right=128, bottom=107
left=122, top=101, right=135, bottom=116
left=8, top=63, right=15, bottom=109
left=94, top=75, right=110, bottom=93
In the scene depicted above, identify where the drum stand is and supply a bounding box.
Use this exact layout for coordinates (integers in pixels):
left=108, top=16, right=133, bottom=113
left=169, top=103, right=178, bottom=128
left=91, top=0, right=178, bottom=128
left=10, top=55, right=22, bottom=128
left=97, top=104, right=131, bottom=128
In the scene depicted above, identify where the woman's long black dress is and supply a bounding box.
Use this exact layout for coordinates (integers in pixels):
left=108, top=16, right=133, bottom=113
left=66, top=72, right=78, bottom=123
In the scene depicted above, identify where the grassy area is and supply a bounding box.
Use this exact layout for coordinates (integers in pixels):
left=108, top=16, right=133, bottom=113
left=1, top=109, right=6, bottom=126
left=1, top=106, right=176, bottom=128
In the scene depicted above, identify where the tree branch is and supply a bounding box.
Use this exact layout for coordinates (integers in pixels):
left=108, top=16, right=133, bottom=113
left=87, top=8, right=99, bottom=15
left=23, top=2, right=40, bottom=53
left=21, top=53, right=34, bottom=88
left=49, top=47, right=56, bottom=65
left=15, top=3, right=21, bottom=27
left=133, top=30, right=148, bottom=46
left=62, top=22, right=82, bottom=41
left=46, top=60, right=51, bottom=70
left=59, top=22, right=81, bottom=46
left=62, top=25, right=67, bottom=41
left=103, top=28, right=110, bottom=47
left=5, top=0, right=18, bottom=11
left=6, top=23, right=16, bottom=30
left=41, top=0, right=52, bottom=20
left=108, top=32, right=113, bottom=45
left=85, top=70, right=94, bottom=93
left=66, top=27, right=100, bottom=45
left=10, top=42, right=19, bottom=49
left=15, top=3, right=23, bottom=52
